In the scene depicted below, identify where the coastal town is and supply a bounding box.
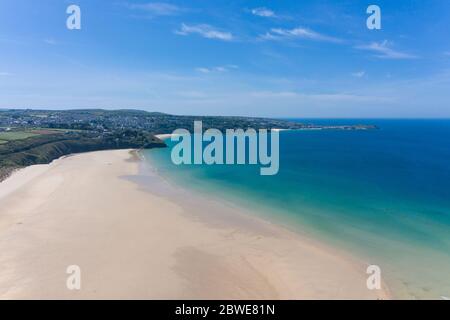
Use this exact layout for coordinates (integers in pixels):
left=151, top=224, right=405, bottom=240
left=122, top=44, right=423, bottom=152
left=0, top=109, right=376, bottom=133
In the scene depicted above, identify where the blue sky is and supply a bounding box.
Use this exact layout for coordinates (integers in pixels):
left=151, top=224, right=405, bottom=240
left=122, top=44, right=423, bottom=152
left=1, top=0, right=450, bottom=117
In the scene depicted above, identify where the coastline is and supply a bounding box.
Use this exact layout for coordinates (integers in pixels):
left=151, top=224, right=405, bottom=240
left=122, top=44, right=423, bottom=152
left=155, top=133, right=175, bottom=140
left=0, top=149, right=389, bottom=299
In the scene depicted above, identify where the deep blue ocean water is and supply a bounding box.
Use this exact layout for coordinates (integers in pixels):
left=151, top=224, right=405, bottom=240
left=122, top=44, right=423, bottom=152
left=143, top=119, right=450, bottom=299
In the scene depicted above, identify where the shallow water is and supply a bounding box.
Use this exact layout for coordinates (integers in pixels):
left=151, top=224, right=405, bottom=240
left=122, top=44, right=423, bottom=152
left=143, top=119, right=450, bottom=299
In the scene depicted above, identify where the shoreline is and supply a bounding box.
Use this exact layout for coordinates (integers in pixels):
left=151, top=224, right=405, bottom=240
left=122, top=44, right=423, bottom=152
left=0, top=149, right=389, bottom=299
left=139, top=149, right=392, bottom=299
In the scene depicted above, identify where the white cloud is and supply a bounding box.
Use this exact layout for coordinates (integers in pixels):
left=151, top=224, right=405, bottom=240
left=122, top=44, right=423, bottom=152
left=213, top=66, right=227, bottom=72
left=250, top=91, right=299, bottom=98
left=251, top=7, right=275, bottom=18
left=355, top=40, right=417, bottom=59
left=306, top=93, right=391, bottom=103
left=352, top=71, right=366, bottom=78
left=175, top=23, right=234, bottom=41
left=250, top=91, right=389, bottom=103
left=444, top=51, right=450, bottom=57
left=0, top=72, right=12, bottom=76
left=196, top=65, right=238, bottom=73
left=195, top=67, right=211, bottom=74
left=261, top=27, right=342, bottom=43
left=126, top=2, right=182, bottom=16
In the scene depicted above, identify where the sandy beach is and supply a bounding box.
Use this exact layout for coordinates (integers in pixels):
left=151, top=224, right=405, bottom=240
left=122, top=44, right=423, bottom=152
left=0, top=149, right=389, bottom=299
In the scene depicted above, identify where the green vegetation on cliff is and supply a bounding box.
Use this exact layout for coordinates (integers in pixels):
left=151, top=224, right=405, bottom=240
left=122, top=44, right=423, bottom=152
left=0, top=129, right=165, bottom=181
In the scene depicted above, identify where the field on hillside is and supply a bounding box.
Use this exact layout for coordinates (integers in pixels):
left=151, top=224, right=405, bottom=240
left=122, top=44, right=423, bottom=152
left=0, top=131, right=38, bottom=141
left=0, top=129, right=63, bottom=144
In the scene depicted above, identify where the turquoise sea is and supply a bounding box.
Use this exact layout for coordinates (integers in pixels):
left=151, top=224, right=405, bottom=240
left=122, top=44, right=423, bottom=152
left=143, top=119, right=450, bottom=299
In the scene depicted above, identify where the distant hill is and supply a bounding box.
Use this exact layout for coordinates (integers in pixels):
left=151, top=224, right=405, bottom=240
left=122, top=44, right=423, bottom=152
left=0, top=109, right=376, bottom=134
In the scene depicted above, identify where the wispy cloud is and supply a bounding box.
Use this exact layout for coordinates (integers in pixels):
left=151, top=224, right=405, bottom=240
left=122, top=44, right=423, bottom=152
left=176, top=90, right=208, bottom=99
left=355, top=40, right=417, bottom=59
left=126, top=2, right=183, bottom=16
left=0, top=72, right=13, bottom=76
left=352, top=71, right=366, bottom=78
left=307, top=93, right=393, bottom=103
left=195, top=65, right=238, bottom=73
left=261, top=27, right=342, bottom=43
left=444, top=51, right=450, bottom=57
left=250, top=91, right=299, bottom=98
left=44, top=38, right=57, bottom=45
left=175, top=23, right=234, bottom=41
left=250, top=91, right=392, bottom=103
left=251, top=7, right=276, bottom=18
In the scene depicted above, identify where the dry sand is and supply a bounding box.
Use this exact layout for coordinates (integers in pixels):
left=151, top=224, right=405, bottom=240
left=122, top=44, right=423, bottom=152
left=0, top=150, right=389, bottom=299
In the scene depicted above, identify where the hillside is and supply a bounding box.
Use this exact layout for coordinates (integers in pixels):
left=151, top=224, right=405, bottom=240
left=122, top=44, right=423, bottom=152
left=0, top=129, right=165, bottom=182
